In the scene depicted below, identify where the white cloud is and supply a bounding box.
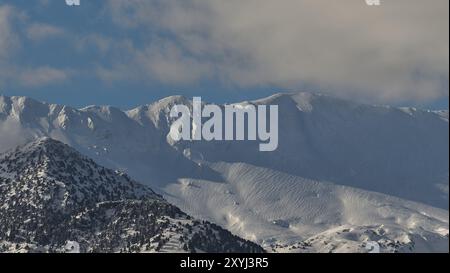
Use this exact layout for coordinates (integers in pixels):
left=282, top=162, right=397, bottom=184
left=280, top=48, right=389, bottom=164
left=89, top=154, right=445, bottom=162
left=1, top=1, right=447, bottom=103
left=0, top=118, right=31, bottom=153
left=0, top=4, right=70, bottom=89
left=104, top=0, right=449, bottom=103
left=26, top=23, right=65, bottom=42
left=97, top=39, right=212, bottom=85
left=18, top=66, right=69, bottom=88
left=0, top=5, right=20, bottom=59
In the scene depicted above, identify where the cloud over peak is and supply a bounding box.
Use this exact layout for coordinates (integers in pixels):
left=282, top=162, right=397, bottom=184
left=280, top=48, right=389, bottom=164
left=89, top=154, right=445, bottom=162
left=103, top=0, right=449, bottom=103
left=0, top=1, right=448, bottom=105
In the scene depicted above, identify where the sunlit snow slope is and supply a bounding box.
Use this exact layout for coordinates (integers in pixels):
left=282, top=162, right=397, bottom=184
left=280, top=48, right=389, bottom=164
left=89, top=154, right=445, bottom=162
left=0, top=92, right=448, bottom=252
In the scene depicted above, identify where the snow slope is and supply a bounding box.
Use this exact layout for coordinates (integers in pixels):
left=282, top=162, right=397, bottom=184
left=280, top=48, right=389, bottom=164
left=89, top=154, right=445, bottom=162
left=0, top=93, right=448, bottom=252
left=164, top=162, right=448, bottom=252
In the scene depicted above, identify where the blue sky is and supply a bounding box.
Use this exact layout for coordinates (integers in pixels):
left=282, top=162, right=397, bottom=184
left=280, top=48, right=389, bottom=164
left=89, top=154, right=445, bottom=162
left=0, top=0, right=448, bottom=109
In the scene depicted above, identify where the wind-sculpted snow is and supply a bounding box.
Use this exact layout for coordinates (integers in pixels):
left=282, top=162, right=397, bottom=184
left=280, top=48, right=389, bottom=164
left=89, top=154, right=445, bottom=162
left=163, top=162, right=448, bottom=252
left=0, top=93, right=448, bottom=252
left=172, top=160, right=448, bottom=251
left=0, top=138, right=264, bottom=253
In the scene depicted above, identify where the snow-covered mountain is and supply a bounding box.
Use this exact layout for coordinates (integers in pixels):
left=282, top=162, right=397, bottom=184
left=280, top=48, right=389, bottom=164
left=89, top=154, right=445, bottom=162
left=0, top=138, right=264, bottom=253
left=0, top=93, right=448, bottom=252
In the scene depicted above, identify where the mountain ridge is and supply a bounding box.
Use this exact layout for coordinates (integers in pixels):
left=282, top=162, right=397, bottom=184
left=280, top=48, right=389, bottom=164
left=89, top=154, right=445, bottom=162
left=0, top=92, right=448, bottom=252
left=0, top=137, right=264, bottom=253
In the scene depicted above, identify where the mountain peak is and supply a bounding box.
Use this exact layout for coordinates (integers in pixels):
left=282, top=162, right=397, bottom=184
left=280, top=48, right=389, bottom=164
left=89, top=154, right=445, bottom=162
left=6, top=137, right=83, bottom=164
left=0, top=138, right=265, bottom=253
left=28, top=136, right=62, bottom=148
left=0, top=137, right=160, bottom=207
